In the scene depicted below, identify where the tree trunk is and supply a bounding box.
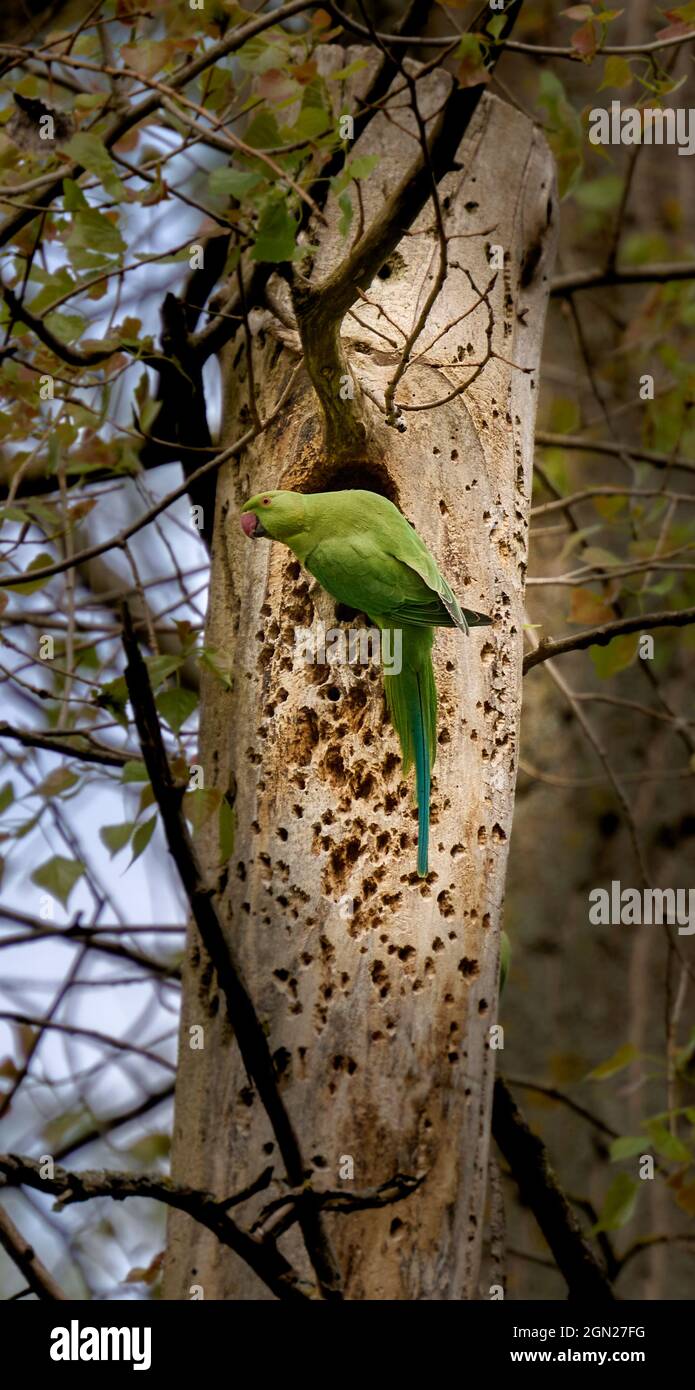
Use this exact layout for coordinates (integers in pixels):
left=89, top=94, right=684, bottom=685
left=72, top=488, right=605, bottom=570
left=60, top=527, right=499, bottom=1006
left=163, top=86, right=557, bottom=1301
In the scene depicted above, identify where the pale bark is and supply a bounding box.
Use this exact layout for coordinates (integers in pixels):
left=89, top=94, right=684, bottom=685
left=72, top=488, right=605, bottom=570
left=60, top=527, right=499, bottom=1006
left=163, top=86, right=557, bottom=1301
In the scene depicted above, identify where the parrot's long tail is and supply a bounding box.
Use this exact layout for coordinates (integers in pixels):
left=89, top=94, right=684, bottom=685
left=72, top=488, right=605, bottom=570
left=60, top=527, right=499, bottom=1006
left=382, top=626, right=437, bottom=878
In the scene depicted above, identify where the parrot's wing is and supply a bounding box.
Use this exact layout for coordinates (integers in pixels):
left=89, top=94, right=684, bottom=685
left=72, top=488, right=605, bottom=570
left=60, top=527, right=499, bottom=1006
left=305, top=536, right=426, bottom=621
left=306, top=529, right=490, bottom=631
left=381, top=519, right=474, bottom=633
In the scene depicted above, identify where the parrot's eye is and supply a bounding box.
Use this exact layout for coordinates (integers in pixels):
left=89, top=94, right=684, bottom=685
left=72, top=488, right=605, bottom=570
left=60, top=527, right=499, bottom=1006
left=262, top=497, right=270, bottom=505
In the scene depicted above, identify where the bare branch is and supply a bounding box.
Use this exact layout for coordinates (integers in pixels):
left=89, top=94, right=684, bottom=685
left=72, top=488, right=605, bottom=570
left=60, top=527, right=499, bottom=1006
left=0, top=720, right=130, bottom=768
left=0, top=1205, right=68, bottom=1301
left=523, top=606, right=695, bottom=674
left=0, top=1154, right=311, bottom=1303
left=552, top=262, right=695, bottom=296
left=492, top=1078, right=616, bottom=1302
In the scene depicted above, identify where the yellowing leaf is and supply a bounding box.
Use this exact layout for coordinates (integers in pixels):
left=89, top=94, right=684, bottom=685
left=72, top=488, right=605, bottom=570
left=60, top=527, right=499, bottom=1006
left=590, top=633, right=639, bottom=678
left=588, top=1042, right=639, bottom=1080
left=36, top=768, right=80, bottom=798
left=568, top=587, right=614, bottom=625
left=599, top=56, right=633, bottom=90
left=121, top=40, right=175, bottom=79
left=6, top=553, right=55, bottom=593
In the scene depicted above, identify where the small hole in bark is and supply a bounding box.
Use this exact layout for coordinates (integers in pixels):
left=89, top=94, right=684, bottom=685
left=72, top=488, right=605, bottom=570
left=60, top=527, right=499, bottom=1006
left=458, top=957, right=480, bottom=979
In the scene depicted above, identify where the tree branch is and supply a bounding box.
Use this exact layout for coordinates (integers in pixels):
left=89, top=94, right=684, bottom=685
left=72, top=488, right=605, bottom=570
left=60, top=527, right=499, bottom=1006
left=552, top=262, right=695, bottom=296
left=0, top=1154, right=311, bottom=1303
left=523, top=606, right=695, bottom=674
left=291, top=0, right=525, bottom=459
left=0, top=720, right=130, bottom=768
left=492, top=1078, right=615, bottom=1302
left=0, top=1204, right=68, bottom=1301
left=2, top=284, right=119, bottom=367
left=535, top=431, right=695, bottom=477
left=0, top=363, right=303, bottom=590
left=327, top=3, right=695, bottom=59
left=120, top=603, right=343, bottom=1300
left=0, top=0, right=317, bottom=250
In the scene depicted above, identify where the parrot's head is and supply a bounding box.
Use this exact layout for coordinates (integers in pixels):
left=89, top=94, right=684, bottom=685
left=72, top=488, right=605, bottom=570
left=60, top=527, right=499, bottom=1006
left=240, top=490, right=307, bottom=543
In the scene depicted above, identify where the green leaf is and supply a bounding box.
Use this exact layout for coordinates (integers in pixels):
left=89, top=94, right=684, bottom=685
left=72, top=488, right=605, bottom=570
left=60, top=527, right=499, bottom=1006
left=644, top=1119, right=691, bottom=1163
left=0, top=782, right=15, bottom=815
left=251, top=197, right=298, bottom=263
left=592, top=1172, right=638, bottom=1233
left=44, top=312, right=87, bottom=345
left=487, top=14, right=506, bottom=38
left=244, top=109, right=282, bottom=150
left=35, top=767, right=80, bottom=798
left=338, top=191, right=352, bottom=238
left=145, top=654, right=184, bottom=689
left=200, top=647, right=233, bottom=690
left=208, top=167, right=264, bottom=200
left=331, top=154, right=379, bottom=197
left=237, top=37, right=288, bottom=75
left=559, top=525, right=601, bottom=562
left=25, top=267, right=75, bottom=315
left=129, top=814, right=156, bottom=865
left=590, top=633, right=639, bottom=679
left=599, top=56, right=633, bottom=90
left=99, top=822, right=135, bottom=858
left=121, top=760, right=148, bottom=784
left=6, top=552, right=55, bottom=594
left=31, top=855, right=85, bottom=908
left=291, top=103, right=332, bottom=141
left=328, top=58, right=368, bottom=80
left=346, top=154, right=379, bottom=180
left=156, top=687, right=198, bottom=734
left=128, top=1131, right=171, bottom=1163
left=588, top=1042, right=639, bottom=1080
left=537, top=70, right=583, bottom=199
left=121, top=39, right=175, bottom=79
left=575, top=175, right=624, bottom=212
left=67, top=208, right=125, bottom=259
left=62, top=132, right=124, bottom=199
left=63, top=178, right=88, bottom=211
left=183, top=787, right=222, bottom=834
left=610, top=1135, right=648, bottom=1161
left=95, top=675, right=129, bottom=728
left=582, top=544, right=622, bottom=567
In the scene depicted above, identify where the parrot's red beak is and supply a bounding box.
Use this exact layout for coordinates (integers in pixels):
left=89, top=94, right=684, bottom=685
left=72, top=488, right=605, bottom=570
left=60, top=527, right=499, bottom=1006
left=240, top=511, right=260, bottom=538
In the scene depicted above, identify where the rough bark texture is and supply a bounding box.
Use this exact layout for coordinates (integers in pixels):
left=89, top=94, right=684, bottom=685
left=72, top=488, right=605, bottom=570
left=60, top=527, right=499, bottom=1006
left=163, top=87, right=557, bottom=1300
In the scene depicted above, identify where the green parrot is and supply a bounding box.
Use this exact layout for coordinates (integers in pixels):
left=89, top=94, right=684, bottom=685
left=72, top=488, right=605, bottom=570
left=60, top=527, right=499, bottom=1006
left=240, top=488, right=491, bottom=877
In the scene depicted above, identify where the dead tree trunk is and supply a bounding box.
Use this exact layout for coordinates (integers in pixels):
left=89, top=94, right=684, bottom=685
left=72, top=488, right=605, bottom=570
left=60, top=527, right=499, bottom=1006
left=163, top=82, right=557, bottom=1300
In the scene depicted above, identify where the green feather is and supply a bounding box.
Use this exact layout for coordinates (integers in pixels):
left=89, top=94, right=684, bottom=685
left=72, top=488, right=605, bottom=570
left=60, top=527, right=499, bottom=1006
left=382, top=626, right=437, bottom=877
